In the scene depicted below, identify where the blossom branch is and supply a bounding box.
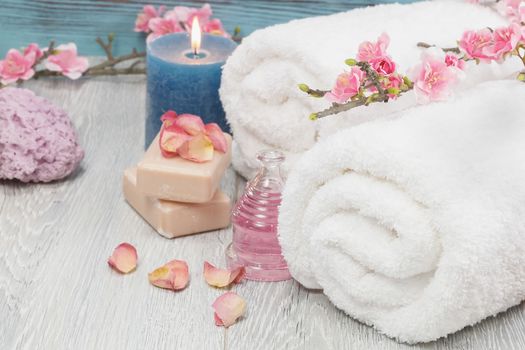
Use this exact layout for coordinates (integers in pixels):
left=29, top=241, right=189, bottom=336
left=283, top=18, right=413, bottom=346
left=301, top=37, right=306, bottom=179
left=310, top=99, right=367, bottom=120
left=34, top=67, right=146, bottom=78
left=298, top=84, right=329, bottom=97
left=85, top=36, right=146, bottom=75
left=96, top=34, right=115, bottom=61
left=416, top=42, right=461, bottom=54
left=302, top=9, right=525, bottom=121
left=356, top=61, right=388, bottom=101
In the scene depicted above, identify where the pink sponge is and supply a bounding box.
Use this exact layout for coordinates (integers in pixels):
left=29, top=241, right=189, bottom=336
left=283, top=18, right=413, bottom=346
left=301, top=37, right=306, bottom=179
left=0, top=87, right=84, bottom=182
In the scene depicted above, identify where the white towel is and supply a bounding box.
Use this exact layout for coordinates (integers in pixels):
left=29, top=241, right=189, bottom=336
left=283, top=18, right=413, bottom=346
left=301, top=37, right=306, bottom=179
left=220, top=0, right=519, bottom=179
left=278, top=80, right=525, bottom=343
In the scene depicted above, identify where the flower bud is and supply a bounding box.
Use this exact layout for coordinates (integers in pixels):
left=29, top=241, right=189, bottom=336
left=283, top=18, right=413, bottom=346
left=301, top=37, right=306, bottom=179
left=309, top=113, right=318, bottom=121
left=345, top=58, right=357, bottom=66
left=402, top=76, right=413, bottom=89
left=298, top=83, right=310, bottom=92
left=387, top=88, right=400, bottom=95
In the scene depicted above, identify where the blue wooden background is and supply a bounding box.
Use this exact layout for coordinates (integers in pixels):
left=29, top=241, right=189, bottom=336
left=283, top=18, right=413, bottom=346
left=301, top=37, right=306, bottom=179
left=0, top=0, right=406, bottom=56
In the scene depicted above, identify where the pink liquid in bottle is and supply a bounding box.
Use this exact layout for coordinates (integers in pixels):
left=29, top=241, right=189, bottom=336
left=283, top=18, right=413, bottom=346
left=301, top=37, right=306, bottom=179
left=226, top=150, right=291, bottom=281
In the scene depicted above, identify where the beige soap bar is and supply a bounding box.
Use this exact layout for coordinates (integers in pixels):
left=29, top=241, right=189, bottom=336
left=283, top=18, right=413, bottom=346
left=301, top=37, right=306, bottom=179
left=123, top=168, right=231, bottom=239
left=136, top=133, right=232, bottom=203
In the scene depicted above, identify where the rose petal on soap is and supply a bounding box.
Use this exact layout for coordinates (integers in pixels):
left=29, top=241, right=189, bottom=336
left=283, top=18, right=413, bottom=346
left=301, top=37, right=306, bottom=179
left=148, top=259, right=189, bottom=291
left=212, top=292, right=246, bottom=327
left=178, top=134, right=214, bottom=163
left=108, top=243, right=137, bottom=274
left=160, top=110, right=178, bottom=126
left=204, top=261, right=245, bottom=287
left=175, top=114, right=205, bottom=136
left=159, top=125, right=192, bottom=157
left=204, top=123, right=228, bottom=153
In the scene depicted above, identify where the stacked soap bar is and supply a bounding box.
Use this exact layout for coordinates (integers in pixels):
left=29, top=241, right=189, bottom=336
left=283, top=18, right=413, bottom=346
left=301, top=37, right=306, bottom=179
left=123, top=133, right=233, bottom=238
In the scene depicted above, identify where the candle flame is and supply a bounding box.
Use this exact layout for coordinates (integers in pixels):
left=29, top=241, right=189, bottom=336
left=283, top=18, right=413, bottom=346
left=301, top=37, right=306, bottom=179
left=191, top=17, right=202, bottom=55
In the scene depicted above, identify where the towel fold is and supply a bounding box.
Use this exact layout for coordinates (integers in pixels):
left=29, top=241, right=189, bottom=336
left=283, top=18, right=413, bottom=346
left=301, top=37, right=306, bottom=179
left=278, top=80, right=525, bottom=343
left=220, top=0, right=519, bottom=179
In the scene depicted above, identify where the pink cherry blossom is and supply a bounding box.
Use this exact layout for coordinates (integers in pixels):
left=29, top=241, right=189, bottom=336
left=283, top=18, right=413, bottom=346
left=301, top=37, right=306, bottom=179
left=0, top=44, right=42, bottom=85
left=187, top=4, right=213, bottom=28
left=45, top=43, right=89, bottom=80
left=369, top=55, right=396, bottom=75
left=147, top=16, right=184, bottom=42
left=367, top=73, right=403, bottom=99
left=325, top=67, right=365, bottom=104
left=357, top=33, right=390, bottom=62
left=383, top=74, right=403, bottom=99
left=490, top=24, right=522, bottom=60
left=24, top=44, right=43, bottom=64
left=503, top=0, right=525, bottom=22
left=458, top=28, right=495, bottom=62
left=204, top=18, right=229, bottom=37
left=167, top=4, right=212, bottom=30
left=444, top=52, right=466, bottom=70
left=169, top=6, right=192, bottom=23
left=410, top=54, right=457, bottom=103
left=134, top=5, right=165, bottom=33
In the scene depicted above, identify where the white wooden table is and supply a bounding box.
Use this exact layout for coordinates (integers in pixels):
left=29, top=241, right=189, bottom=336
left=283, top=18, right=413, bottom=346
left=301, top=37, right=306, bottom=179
left=1, top=76, right=525, bottom=350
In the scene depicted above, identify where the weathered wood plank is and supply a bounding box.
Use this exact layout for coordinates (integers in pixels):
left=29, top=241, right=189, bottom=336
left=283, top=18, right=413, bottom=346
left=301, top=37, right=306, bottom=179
left=0, top=0, right=405, bottom=56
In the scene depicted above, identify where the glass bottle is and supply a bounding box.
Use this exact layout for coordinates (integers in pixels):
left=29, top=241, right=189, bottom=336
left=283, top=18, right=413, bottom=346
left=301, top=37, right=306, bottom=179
left=226, top=150, right=291, bottom=281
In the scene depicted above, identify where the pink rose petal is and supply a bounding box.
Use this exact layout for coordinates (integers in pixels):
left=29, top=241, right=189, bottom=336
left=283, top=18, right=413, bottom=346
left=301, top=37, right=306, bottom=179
left=203, top=261, right=245, bottom=288
left=213, top=292, right=246, bottom=327
left=148, top=259, right=189, bottom=291
left=160, top=110, right=178, bottom=125
left=175, top=114, right=205, bottom=135
left=204, top=123, right=228, bottom=153
left=178, top=133, right=214, bottom=163
left=159, top=125, right=192, bottom=157
left=108, top=243, right=137, bottom=274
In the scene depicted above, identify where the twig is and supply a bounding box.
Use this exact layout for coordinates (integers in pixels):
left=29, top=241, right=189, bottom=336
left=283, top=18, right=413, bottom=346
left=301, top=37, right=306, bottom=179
left=35, top=41, right=55, bottom=66
left=87, top=50, right=146, bottom=73
left=96, top=35, right=114, bottom=61
left=357, top=61, right=387, bottom=102
left=298, top=84, right=329, bottom=98
left=34, top=67, right=146, bottom=78
left=312, top=99, right=367, bottom=119
left=179, top=21, right=189, bottom=32
left=417, top=42, right=461, bottom=54
left=128, top=60, right=144, bottom=71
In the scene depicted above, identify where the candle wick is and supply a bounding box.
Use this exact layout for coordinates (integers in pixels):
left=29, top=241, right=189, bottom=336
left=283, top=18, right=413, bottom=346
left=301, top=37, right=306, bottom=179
left=193, top=48, right=198, bottom=58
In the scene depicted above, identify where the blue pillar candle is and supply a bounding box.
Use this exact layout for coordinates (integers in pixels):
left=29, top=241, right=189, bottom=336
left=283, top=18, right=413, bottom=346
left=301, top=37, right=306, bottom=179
left=146, top=33, right=237, bottom=147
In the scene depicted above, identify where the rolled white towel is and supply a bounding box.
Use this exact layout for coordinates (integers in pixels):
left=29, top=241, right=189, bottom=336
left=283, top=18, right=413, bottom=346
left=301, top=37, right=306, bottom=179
left=278, top=80, right=525, bottom=343
left=220, top=0, right=519, bottom=179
